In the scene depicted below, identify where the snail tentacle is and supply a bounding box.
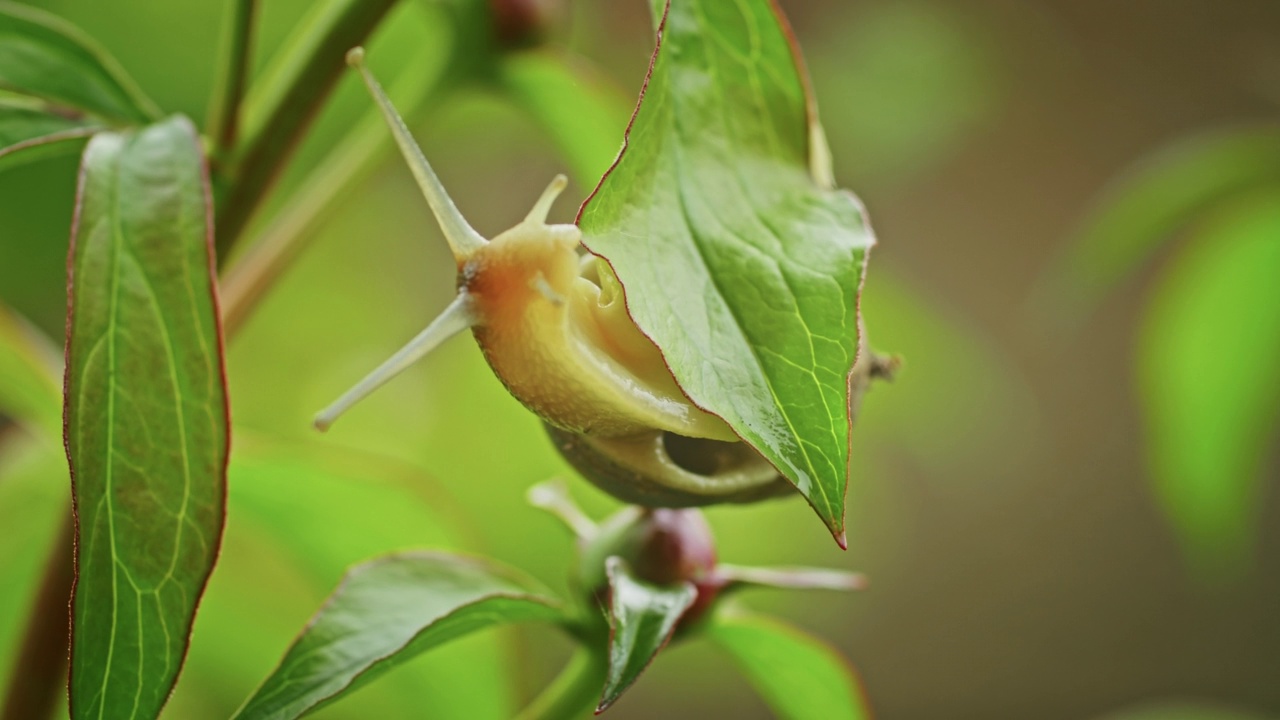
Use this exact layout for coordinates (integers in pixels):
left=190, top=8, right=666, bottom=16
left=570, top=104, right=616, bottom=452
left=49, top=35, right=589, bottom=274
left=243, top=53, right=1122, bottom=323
left=314, top=292, right=478, bottom=431
left=347, top=47, right=487, bottom=261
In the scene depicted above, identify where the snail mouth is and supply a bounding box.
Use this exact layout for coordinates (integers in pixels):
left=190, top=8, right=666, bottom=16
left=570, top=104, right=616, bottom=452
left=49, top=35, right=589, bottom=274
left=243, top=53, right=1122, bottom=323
left=545, top=423, right=793, bottom=508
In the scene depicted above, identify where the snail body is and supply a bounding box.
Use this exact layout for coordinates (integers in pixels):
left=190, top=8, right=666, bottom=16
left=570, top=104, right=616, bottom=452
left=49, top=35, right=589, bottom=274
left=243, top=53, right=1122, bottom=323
left=316, top=49, right=790, bottom=505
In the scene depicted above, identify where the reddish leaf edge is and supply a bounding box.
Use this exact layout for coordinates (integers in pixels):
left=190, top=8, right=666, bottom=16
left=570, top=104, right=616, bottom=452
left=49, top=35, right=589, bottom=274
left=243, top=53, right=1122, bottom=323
left=61, top=114, right=231, bottom=716
left=0, top=127, right=102, bottom=164
left=572, top=0, right=873, bottom=547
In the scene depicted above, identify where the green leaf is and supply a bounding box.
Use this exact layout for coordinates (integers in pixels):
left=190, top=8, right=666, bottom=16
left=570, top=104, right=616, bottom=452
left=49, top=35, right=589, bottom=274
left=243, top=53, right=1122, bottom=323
left=1138, top=192, right=1280, bottom=580
left=0, top=2, right=158, bottom=124
left=0, top=303, right=61, bottom=441
left=64, top=115, right=229, bottom=720
left=499, top=50, right=630, bottom=188
left=706, top=611, right=871, bottom=720
left=578, top=0, right=874, bottom=539
left=1062, top=126, right=1280, bottom=307
left=598, top=557, right=697, bottom=712
left=0, top=97, right=100, bottom=171
left=233, top=552, right=564, bottom=720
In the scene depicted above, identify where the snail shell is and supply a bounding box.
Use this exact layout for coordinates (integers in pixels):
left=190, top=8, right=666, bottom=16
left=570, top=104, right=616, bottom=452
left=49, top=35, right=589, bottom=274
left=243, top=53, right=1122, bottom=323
left=316, top=49, right=887, bottom=508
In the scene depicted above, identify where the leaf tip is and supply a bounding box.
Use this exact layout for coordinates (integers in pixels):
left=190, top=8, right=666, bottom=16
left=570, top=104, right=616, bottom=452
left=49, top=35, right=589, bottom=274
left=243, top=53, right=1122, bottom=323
left=827, top=519, right=847, bottom=550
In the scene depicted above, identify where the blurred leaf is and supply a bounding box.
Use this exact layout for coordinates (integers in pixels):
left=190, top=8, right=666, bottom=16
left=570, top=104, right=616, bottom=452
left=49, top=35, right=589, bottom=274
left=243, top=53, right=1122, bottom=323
left=706, top=610, right=871, bottom=720
left=812, top=1, right=997, bottom=186
left=0, top=303, right=61, bottom=441
left=1064, top=126, right=1280, bottom=306
left=578, top=0, right=874, bottom=540
left=0, top=2, right=158, bottom=124
left=498, top=50, right=629, bottom=187
left=0, top=97, right=100, bottom=171
left=0, top=440, right=68, bottom=689
left=64, top=115, right=229, bottom=719
left=233, top=552, right=564, bottom=720
left=1139, top=193, right=1280, bottom=579
left=598, top=557, right=696, bottom=712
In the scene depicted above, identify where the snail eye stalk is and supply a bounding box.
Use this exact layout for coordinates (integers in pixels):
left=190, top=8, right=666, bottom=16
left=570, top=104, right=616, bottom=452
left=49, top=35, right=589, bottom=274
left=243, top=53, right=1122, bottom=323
left=346, top=47, right=487, bottom=262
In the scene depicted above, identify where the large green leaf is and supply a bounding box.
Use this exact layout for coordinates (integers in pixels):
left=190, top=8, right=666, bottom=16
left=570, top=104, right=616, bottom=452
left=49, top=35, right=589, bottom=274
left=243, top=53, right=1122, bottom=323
left=1138, top=193, right=1280, bottom=579
left=1062, top=127, right=1280, bottom=307
left=234, top=552, right=565, bottom=720
left=598, top=557, right=697, bottom=712
left=578, top=0, right=873, bottom=539
left=0, top=303, right=61, bottom=441
left=706, top=610, right=871, bottom=720
left=0, top=3, right=158, bottom=124
left=64, top=115, right=229, bottom=719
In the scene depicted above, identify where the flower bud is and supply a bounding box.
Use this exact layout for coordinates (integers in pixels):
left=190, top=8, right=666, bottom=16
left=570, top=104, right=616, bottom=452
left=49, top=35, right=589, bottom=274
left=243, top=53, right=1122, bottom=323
left=490, top=0, right=558, bottom=50
left=576, top=507, right=722, bottom=626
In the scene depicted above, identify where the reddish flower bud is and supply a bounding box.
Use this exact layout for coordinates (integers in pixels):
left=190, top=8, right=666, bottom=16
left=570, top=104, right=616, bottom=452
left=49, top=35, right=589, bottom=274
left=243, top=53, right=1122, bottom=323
left=576, top=507, right=723, bottom=626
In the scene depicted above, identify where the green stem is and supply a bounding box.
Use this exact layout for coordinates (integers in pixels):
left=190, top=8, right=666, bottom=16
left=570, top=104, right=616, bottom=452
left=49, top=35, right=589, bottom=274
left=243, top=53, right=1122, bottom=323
left=1, top=513, right=73, bottom=720
left=207, top=0, right=258, bottom=159
left=213, top=0, right=403, bottom=263
left=513, top=645, right=608, bottom=720
left=220, top=47, right=461, bottom=336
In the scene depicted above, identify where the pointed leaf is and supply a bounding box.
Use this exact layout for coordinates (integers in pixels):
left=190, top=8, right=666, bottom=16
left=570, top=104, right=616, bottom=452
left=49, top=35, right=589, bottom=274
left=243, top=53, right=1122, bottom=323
left=0, top=97, right=100, bottom=170
left=0, top=303, right=62, bottom=441
left=234, top=552, right=565, bottom=720
left=64, top=115, right=229, bottom=720
left=0, top=2, right=158, bottom=124
left=706, top=611, right=871, bottom=720
left=1138, top=193, right=1280, bottom=579
left=578, top=0, right=874, bottom=539
left=598, top=557, right=697, bottom=711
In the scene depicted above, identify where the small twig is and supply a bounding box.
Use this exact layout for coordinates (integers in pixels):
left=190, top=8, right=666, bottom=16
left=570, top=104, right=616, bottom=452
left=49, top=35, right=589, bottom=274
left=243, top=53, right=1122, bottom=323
left=512, top=644, right=608, bottom=720
left=1, top=513, right=74, bottom=720
left=213, top=0, right=401, bottom=264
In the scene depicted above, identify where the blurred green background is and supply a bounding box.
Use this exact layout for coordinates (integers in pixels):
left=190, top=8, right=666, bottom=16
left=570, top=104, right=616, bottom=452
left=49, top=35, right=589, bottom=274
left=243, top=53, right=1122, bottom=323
left=2, top=0, right=1279, bottom=718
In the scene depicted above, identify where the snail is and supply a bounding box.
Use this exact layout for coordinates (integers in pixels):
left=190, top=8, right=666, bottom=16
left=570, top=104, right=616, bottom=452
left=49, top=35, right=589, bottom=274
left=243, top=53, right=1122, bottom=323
left=315, top=49, right=888, bottom=507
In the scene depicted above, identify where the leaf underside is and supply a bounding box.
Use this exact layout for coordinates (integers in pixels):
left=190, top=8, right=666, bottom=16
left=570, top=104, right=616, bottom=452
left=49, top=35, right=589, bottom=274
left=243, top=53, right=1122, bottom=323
left=65, top=115, right=229, bottom=720
left=578, top=0, right=873, bottom=538
left=234, top=552, right=564, bottom=720
left=599, top=557, right=697, bottom=711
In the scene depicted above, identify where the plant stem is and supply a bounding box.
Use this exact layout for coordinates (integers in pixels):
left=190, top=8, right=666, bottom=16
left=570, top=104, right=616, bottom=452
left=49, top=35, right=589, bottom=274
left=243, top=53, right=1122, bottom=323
left=1, top=513, right=73, bottom=720
left=513, top=645, right=608, bottom=720
left=220, top=48, right=459, bottom=336
left=213, top=0, right=402, bottom=263
left=207, top=0, right=259, bottom=160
